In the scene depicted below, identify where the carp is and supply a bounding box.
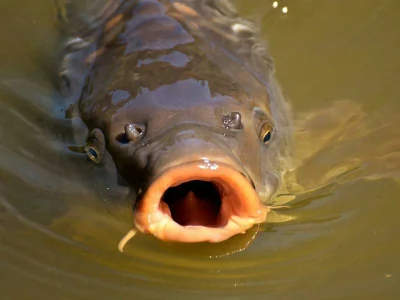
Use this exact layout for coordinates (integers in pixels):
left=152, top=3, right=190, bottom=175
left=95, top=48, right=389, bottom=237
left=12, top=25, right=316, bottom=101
left=58, top=0, right=292, bottom=250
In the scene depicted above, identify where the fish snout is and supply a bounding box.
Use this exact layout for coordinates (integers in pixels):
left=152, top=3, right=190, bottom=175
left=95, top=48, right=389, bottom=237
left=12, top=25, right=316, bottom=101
left=131, top=129, right=269, bottom=243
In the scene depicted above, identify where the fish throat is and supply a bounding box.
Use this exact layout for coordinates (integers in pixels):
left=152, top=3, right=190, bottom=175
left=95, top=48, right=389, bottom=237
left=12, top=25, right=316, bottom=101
left=161, top=180, right=224, bottom=227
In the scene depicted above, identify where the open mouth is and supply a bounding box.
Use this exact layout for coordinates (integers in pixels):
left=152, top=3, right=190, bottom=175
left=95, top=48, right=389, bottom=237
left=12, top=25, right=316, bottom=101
left=133, top=162, right=269, bottom=243
left=162, top=180, right=228, bottom=228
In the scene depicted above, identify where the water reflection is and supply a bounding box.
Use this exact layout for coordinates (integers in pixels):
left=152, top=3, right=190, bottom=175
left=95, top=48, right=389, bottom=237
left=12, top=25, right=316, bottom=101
left=272, top=1, right=288, bottom=14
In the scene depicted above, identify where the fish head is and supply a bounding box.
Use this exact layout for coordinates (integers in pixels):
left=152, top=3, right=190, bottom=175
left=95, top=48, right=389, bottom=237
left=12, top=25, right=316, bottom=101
left=83, top=75, right=289, bottom=243
left=59, top=0, right=291, bottom=245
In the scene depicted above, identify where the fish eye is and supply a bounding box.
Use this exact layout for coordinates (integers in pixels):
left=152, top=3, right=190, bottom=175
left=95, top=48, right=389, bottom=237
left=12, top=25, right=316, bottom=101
left=86, top=146, right=101, bottom=163
left=259, top=123, right=274, bottom=145
left=85, top=128, right=105, bottom=163
left=263, top=131, right=272, bottom=144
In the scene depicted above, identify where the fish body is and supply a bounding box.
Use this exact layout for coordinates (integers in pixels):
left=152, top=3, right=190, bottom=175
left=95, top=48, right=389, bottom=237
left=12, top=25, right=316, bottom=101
left=59, top=0, right=291, bottom=245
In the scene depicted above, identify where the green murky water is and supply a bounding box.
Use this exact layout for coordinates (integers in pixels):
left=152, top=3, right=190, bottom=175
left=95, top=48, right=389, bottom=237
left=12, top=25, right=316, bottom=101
left=0, top=0, right=399, bottom=299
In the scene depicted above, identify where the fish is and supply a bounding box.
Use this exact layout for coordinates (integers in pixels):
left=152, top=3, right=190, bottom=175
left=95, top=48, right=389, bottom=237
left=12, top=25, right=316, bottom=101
left=58, top=0, right=292, bottom=251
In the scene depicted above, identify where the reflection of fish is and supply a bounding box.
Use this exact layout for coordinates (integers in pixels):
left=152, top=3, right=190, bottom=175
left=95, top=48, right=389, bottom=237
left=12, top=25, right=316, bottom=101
left=58, top=0, right=291, bottom=249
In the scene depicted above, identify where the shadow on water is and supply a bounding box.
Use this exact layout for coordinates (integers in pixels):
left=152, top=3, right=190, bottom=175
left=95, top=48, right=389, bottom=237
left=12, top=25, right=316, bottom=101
left=0, top=0, right=400, bottom=299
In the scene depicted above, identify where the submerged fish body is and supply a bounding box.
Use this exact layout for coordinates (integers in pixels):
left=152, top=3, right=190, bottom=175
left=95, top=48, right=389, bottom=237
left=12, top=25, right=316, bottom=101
left=59, top=0, right=292, bottom=246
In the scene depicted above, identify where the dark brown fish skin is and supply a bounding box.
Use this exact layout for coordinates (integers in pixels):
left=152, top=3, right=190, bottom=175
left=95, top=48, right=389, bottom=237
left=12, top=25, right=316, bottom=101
left=60, top=0, right=291, bottom=242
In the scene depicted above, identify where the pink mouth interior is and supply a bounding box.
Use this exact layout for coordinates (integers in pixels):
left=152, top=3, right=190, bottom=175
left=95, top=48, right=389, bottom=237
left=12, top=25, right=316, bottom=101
left=133, top=162, right=269, bottom=243
left=162, top=180, right=231, bottom=228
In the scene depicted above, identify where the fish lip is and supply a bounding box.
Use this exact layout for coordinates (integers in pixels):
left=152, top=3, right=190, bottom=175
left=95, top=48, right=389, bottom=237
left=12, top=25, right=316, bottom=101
left=133, top=161, right=270, bottom=243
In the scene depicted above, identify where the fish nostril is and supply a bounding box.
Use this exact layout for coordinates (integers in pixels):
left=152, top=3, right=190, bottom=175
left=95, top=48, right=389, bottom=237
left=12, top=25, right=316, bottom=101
left=116, top=124, right=146, bottom=144
left=116, top=133, right=130, bottom=144
left=223, top=112, right=242, bottom=129
left=125, top=124, right=146, bottom=141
